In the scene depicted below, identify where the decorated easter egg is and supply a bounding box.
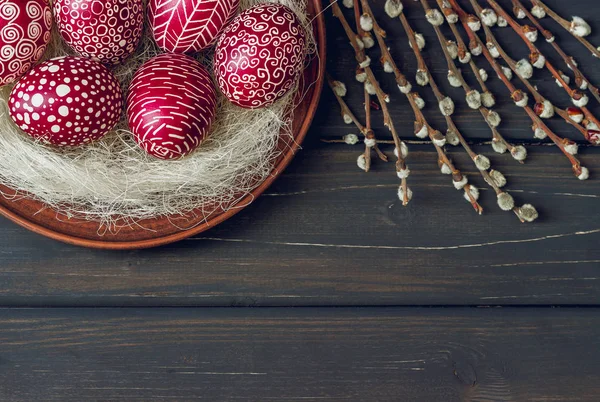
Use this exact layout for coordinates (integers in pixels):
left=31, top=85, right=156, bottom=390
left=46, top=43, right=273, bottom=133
left=8, top=56, right=123, bottom=146
left=149, top=0, right=240, bottom=54
left=0, top=0, right=52, bottom=86
left=53, top=0, right=144, bottom=65
left=214, top=3, right=307, bottom=109
left=127, top=53, right=217, bottom=160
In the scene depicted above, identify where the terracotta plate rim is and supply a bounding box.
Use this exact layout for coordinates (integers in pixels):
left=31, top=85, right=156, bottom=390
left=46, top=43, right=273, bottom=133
left=0, top=0, right=326, bottom=250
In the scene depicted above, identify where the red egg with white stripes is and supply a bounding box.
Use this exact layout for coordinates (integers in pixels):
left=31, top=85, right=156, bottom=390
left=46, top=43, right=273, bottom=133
left=214, top=3, right=307, bottom=109
left=8, top=56, right=123, bottom=146
left=53, top=0, right=144, bottom=65
left=127, top=53, right=217, bottom=160
left=149, top=0, right=239, bottom=54
left=0, top=0, right=53, bottom=86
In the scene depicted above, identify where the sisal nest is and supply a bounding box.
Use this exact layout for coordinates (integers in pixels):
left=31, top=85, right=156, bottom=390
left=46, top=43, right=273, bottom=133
left=0, top=0, right=317, bottom=231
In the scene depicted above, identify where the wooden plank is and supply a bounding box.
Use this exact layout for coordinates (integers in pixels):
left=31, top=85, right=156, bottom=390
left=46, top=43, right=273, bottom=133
left=321, top=0, right=600, bottom=141
left=0, top=143, right=598, bottom=306
left=0, top=307, right=599, bottom=401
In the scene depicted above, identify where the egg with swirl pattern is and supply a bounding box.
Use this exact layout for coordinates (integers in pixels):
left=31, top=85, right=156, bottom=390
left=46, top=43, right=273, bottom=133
left=213, top=3, right=307, bottom=109
left=0, top=0, right=53, bottom=86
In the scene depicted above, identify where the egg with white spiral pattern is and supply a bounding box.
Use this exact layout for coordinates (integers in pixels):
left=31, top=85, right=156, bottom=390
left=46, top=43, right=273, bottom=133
left=53, top=0, right=144, bottom=65
left=8, top=56, right=123, bottom=146
left=213, top=3, right=307, bottom=109
left=0, top=0, right=52, bottom=86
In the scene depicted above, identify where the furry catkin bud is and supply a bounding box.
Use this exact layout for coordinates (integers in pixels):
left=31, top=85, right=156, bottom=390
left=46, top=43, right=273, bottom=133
left=359, top=56, right=371, bottom=68
left=398, top=82, right=412, bottom=94
left=531, top=5, right=546, bottom=19
left=516, top=204, right=539, bottom=222
left=343, top=113, right=352, bottom=124
left=343, top=134, right=359, bottom=145
left=447, top=70, right=462, bottom=88
left=487, top=42, right=500, bottom=58
left=364, top=137, right=376, bottom=148
left=383, top=59, right=393, bottom=73
left=579, top=79, right=589, bottom=90
left=481, top=8, right=498, bottom=26
left=512, top=90, right=528, bottom=107
left=445, top=129, right=460, bottom=146
left=586, top=120, right=599, bottom=131
left=474, top=154, right=491, bottom=171
left=531, top=52, right=545, bottom=69
left=556, top=72, right=570, bottom=87
left=501, top=66, right=513, bottom=80
left=564, top=140, right=579, bottom=155
left=362, top=33, right=375, bottom=49
left=333, top=81, right=347, bottom=97
left=412, top=94, right=425, bottom=109
left=482, top=91, right=496, bottom=108
left=497, top=16, right=507, bottom=27
left=394, top=141, right=409, bottom=159
left=466, top=90, right=482, bottom=109
left=511, top=145, right=528, bottom=161
left=572, top=92, right=589, bottom=107
left=416, top=69, right=429, bottom=86
left=467, top=15, right=481, bottom=31
left=357, top=154, right=367, bottom=171
left=426, top=9, right=444, bottom=26
left=440, top=161, right=452, bottom=174
left=355, top=36, right=364, bottom=50
left=398, top=186, right=413, bottom=202
left=365, top=81, right=376, bottom=95
left=464, top=185, right=480, bottom=202
left=432, top=131, right=446, bottom=147
left=360, top=13, right=373, bottom=31
left=492, top=139, right=507, bottom=154
left=384, top=0, right=404, bottom=18
left=355, top=68, right=367, bottom=83
left=453, top=175, right=469, bottom=190
left=533, top=125, right=547, bottom=139
left=523, top=26, right=538, bottom=42
left=470, top=40, right=482, bottom=56
left=415, top=121, right=428, bottom=139
left=409, top=33, right=426, bottom=50
left=489, top=170, right=507, bottom=188
left=342, top=0, right=353, bottom=8
left=458, top=51, right=472, bottom=64
left=485, top=110, right=501, bottom=127
left=534, top=100, right=555, bottom=119
left=514, top=6, right=526, bottom=19
left=567, top=107, right=584, bottom=123
left=439, top=96, right=455, bottom=116
left=571, top=17, right=592, bottom=37
left=578, top=166, right=590, bottom=180
left=516, top=59, right=533, bottom=79
left=497, top=192, right=515, bottom=211
left=479, top=68, right=488, bottom=82
left=447, top=41, right=458, bottom=59
left=397, top=167, right=410, bottom=179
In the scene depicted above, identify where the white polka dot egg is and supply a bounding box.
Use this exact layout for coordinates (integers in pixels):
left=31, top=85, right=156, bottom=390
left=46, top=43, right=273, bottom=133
left=8, top=56, right=123, bottom=147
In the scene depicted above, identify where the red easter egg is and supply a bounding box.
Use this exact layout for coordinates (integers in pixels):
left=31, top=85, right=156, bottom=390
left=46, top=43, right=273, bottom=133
left=127, top=53, right=217, bottom=160
left=0, top=0, right=52, bottom=86
left=214, top=3, right=307, bottom=109
left=149, top=0, right=240, bottom=54
left=8, top=56, right=123, bottom=146
left=53, top=0, right=144, bottom=65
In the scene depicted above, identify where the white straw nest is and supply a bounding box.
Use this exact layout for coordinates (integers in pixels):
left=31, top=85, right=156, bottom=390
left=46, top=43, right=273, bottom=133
left=0, top=0, right=317, bottom=231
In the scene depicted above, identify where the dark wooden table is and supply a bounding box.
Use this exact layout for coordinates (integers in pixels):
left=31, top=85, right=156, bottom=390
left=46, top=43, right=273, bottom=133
left=1, top=0, right=600, bottom=400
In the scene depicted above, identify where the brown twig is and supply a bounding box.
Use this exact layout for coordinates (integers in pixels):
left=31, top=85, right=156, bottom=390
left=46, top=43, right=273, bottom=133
left=485, top=0, right=600, bottom=132
left=331, top=0, right=411, bottom=205
left=361, top=0, right=483, bottom=213
left=472, top=2, right=594, bottom=145
left=512, top=0, right=600, bottom=105
left=531, top=0, right=600, bottom=59
left=450, top=0, right=588, bottom=180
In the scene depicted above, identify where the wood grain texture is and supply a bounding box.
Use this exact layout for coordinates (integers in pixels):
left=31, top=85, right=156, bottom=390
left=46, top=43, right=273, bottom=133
left=321, top=0, right=600, bottom=141
left=0, top=307, right=599, bottom=401
left=0, top=143, right=597, bottom=306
